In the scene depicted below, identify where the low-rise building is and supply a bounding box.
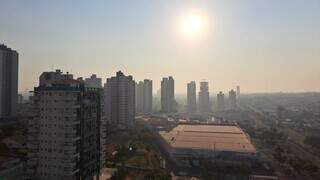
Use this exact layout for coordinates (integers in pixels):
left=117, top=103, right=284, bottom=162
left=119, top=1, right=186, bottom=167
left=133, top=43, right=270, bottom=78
left=158, top=124, right=257, bottom=176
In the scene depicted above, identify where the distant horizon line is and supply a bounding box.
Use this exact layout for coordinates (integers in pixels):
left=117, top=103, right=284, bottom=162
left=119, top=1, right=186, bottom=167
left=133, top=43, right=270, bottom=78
left=17, top=90, right=320, bottom=95
left=16, top=69, right=320, bottom=94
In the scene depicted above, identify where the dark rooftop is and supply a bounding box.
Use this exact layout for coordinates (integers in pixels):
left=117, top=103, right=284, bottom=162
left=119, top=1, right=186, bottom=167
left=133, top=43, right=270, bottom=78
left=0, top=44, right=17, bottom=52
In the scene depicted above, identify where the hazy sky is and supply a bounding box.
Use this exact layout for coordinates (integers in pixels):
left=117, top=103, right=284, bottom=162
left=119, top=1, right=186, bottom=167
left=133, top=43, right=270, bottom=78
left=1, top=0, right=320, bottom=93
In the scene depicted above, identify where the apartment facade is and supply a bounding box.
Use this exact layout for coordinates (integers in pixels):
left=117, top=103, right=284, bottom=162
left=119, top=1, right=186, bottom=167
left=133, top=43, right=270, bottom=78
left=229, top=89, right=237, bottom=110
left=135, top=81, right=144, bottom=114
left=84, top=74, right=102, bottom=88
left=161, top=76, right=175, bottom=113
left=104, top=71, right=135, bottom=131
left=187, top=81, right=197, bottom=114
left=198, top=81, right=210, bottom=113
left=27, top=70, right=101, bottom=180
left=217, top=91, right=225, bottom=112
left=143, top=79, right=152, bottom=114
left=135, top=79, right=152, bottom=114
left=0, top=44, right=18, bottom=119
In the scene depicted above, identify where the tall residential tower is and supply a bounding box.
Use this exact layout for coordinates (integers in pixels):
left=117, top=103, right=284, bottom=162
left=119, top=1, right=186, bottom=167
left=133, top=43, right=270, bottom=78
left=27, top=70, right=101, bottom=180
left=217, top=91, right=225, bottom=112
left=135, top=81, right=144, bottom=113
left=187, top=81, right=197, bottom=113
left=161, top=76, right=175, bottom=113
left=229, top=89, right=237, bottom=110
left=104, top=71, right=135, bottom=130
left=143, top=79, right=152, bottom=114
left=135, top=79, right=153, bottom=114
left=0, top=44, right=18, bottom=119
left=198, top=81, right=210, bottom=113
left=236, top=86, right=240, bottom=97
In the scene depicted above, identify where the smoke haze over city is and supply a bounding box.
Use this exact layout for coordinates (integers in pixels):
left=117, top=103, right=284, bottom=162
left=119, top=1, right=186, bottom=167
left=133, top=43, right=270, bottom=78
left=1, top=0, right=320, bottom=93
left=2, top=1, right=320, bottom=180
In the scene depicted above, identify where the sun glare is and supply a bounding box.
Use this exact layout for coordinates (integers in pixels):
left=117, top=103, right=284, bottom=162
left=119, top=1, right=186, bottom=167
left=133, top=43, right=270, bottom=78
left=180, top=12, right=207, bottom=38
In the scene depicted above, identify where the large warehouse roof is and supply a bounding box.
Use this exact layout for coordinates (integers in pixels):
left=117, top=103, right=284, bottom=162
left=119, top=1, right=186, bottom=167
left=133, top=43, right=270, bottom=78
left=160, top=124, right=256, bottom=153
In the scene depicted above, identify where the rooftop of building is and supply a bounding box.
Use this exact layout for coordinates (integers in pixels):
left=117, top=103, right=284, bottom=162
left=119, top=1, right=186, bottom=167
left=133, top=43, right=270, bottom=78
left=106, top=71, right=133, bottom=81
left=0, top=44, right=17, bottom=52
left=160, top=124, right=256, bottom=154
left=52, top=79, right=81, bottom=85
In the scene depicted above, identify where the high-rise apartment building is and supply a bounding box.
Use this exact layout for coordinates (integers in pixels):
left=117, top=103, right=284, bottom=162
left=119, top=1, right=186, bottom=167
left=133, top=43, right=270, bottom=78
left=27, top=70, right=101, bottom=180
left=84, top=74, right=106, bottom=169
left=135, top=81, right=144, bottom=114
left=217, top=91, right=225, bottom=112
left=143, top=79, right=152, bottom=114
left=104, top=71, right=135, bottom=130
left=229, top=89, right=237, bottom=110
left=85, top=74, right=102, bottom=88
left=161, top=76, right=175, bottom=113
left=0, top=44, right=18, bottom=119
left=136, top=79, right=153, bottom=114
left=236, top=86, right=240, bottom=97
left=187, top=81, right=197, bottom=113
left=198, top=81, right=210, bottom=113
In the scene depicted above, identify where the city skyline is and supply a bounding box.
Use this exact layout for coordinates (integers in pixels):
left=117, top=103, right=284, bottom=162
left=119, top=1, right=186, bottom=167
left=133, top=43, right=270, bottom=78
left=2, top=1, right=320, bottom=180
left=1, top=0, right=320, bottom=93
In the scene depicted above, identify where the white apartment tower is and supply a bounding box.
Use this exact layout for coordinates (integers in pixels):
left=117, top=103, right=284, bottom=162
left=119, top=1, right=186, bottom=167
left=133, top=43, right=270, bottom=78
left=104, top=71, right=135, bottom=130
left=0, top=44, right=18, bottom=119
left=27, top=70, right=101, bottom=180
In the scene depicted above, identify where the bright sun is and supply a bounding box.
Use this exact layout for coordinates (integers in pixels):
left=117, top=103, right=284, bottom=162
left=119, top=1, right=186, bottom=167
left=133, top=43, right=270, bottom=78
left=180, top=13, right=207, bottom=38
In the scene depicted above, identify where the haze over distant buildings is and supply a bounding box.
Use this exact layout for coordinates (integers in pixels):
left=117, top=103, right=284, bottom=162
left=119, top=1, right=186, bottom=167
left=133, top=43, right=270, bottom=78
left=237, top=86, right=240, bottom=97
left=1, top=1, right=319, bottom=93
left=1, top=1, right=320, bottom=179
left=229, top=89, right=237, bottom=110
left=187, top=81, right=197, bottom=113
left=161, top=76, right=175, bottom=113
left=198, top=81, right=210, bottom=113
left=135, top=79, right=153, bottom=114
left=217, top=91, right=225, bottom=112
